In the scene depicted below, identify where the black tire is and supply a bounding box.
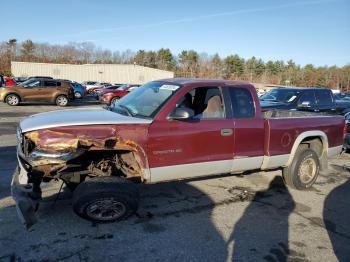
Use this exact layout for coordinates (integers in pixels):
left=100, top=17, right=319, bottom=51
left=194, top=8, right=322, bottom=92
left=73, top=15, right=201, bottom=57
left=5, top=94, right=20, bottom=106
left=111, top=96, right=120, bottom=105
left=282, top=148, right=320, bottom=190
left=55, top=95, right=68, bottom=106
left=72, top=176, right=139, bottom=223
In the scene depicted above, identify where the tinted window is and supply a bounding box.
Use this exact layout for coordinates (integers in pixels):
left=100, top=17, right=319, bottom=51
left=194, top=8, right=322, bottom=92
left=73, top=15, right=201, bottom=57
left=315, top=90, right=333, bottom=105
left=298, top=91, right=316, bottom=105
left=229, top=88, right=255, bottom=118
left=44, top=81, right=57, bottom=87
left=260, top=89, right=301, bottom=103
left=26, top=80, right=41, bottom=87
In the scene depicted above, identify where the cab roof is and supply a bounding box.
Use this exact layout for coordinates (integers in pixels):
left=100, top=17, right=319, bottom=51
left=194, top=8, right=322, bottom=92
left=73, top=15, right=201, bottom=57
left=157, top=78, right=251, bottom=87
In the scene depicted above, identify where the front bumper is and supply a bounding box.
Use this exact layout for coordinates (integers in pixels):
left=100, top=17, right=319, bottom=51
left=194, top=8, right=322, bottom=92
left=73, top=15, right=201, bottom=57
left=11, top=163, right=40, bottom=229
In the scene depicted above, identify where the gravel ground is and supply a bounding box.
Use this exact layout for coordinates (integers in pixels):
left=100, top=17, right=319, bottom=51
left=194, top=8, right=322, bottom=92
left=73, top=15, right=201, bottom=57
left=0, top=99, right=349, bottom=262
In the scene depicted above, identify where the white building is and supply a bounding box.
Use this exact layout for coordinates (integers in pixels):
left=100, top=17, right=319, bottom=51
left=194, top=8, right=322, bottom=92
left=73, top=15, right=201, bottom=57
left=11, top=61, right=174, bottom=84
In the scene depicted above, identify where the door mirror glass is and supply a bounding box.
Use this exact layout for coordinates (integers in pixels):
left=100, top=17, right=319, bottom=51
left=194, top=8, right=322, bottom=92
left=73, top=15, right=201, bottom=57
left=168, top=107, right=194, bottom=120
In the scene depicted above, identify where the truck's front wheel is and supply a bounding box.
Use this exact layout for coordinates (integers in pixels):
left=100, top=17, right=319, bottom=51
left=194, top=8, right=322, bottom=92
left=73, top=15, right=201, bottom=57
left=282, top=148, right=320, bottom=190
left=72, top=176, right=139, bottom=223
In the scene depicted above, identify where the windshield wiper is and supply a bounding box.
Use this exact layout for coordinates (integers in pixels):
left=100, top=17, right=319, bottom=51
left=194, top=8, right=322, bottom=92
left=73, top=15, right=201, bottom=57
left=118, top=104, right=135, bottom=117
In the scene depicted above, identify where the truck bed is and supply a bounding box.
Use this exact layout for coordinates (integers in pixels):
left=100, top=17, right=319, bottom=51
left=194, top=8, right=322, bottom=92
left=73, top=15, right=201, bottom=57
left=262, top=110, right=344, bottom=159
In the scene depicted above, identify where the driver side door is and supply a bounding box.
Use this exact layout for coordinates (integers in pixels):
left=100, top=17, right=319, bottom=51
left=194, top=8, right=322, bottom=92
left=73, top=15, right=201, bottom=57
left=147, top=86, right=235, bottom=182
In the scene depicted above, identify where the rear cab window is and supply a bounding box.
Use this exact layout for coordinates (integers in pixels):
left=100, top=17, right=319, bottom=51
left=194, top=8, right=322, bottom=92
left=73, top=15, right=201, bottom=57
left=227, top=87, right=255, bottom=118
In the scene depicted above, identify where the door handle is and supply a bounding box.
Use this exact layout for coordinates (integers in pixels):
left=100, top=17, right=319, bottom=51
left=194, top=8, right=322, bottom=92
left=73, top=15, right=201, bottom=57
left=221, top=128, right=233, bottom=136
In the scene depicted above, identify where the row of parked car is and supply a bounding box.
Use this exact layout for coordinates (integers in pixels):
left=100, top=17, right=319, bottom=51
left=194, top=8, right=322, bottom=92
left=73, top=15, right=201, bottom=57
left=259, top=87, right=350, bottom=115
left=0, top=75, right=142, bottom=107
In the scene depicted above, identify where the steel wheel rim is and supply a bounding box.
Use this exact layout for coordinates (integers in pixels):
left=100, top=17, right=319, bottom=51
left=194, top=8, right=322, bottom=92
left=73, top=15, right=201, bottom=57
left=75, top=92, right=82, bottom=98
left=86, top=198, right=126, bottom=221
left=8, top=95, right=18, bottom=105
left=57, top=96, right=68, bottom=106
left=299, top=158, right=317, bottom=184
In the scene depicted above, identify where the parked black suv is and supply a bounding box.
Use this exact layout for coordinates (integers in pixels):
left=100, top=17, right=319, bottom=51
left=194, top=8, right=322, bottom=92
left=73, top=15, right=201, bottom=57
left=260, top=87, right=339, bottom=113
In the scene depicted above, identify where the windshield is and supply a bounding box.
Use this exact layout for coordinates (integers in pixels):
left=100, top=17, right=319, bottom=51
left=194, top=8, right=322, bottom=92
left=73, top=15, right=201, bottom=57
left=260, top=89, right=301, bottom=103
left=109, top=81, right=181, bottom=118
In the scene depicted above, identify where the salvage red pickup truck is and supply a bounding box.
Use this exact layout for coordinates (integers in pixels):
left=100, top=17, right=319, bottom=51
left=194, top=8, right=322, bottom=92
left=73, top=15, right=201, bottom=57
left=12, top=78, right=345, bottom=227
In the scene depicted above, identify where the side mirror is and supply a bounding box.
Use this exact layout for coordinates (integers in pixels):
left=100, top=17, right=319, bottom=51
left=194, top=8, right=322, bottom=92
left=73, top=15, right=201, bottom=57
left=168, top=107, right=194, bottom=120
left=298, top=101, right=311, bottom=108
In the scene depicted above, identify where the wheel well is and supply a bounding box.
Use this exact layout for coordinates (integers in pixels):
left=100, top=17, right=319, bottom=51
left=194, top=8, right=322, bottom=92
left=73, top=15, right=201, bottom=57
left=5, top=93, right=21, bottom=101
left=53, top=94, right=68, bottom=103
left=55, top=94, right=67, bottom=99
left=58, top=149, right=144, bottom=188
left=300, top=137, right=323, bottom=157
left=299, top=136, right=327, bottom=170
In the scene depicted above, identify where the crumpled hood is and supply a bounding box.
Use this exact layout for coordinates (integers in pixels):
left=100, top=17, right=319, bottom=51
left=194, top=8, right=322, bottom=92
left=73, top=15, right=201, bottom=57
left=20, top=108, right=152, bottom=133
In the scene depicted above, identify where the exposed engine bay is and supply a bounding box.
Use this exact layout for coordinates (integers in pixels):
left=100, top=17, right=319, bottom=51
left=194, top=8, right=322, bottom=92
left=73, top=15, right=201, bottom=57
left=18, top=126, right=145, bottom=190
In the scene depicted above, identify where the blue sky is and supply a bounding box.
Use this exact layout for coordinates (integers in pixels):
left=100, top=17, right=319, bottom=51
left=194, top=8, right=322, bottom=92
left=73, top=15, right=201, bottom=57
left=1, top=0, right=349, bottom=66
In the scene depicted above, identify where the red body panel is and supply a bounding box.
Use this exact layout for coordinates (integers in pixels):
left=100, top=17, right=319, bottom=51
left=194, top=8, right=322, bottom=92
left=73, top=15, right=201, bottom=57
left=265, top=117, right=344, bottom=156
left=148, top=118, right=234, bottom=168
left=100, top=85, right=139, bottom=104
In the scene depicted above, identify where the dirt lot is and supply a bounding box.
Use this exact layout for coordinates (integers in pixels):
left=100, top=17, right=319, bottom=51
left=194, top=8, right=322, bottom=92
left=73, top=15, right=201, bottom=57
left=0, top=99, right=349, bottom=262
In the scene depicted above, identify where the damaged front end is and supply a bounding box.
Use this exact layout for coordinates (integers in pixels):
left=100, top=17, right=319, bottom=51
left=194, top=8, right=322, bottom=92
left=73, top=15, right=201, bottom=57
left=12, top=124, right=147, bottom=228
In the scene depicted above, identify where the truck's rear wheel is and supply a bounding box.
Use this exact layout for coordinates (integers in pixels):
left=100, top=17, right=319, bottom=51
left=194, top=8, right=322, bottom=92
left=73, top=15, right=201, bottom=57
left=282, top=148, right=320, bottom=190
left=72, top=176, right=139, bottom=223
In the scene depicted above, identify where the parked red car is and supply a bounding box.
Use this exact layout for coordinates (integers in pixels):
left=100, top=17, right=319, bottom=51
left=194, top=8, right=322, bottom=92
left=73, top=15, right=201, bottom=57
left=93, top=84, right=123, bottom=97
left=99, top=84, right=140, bottom=105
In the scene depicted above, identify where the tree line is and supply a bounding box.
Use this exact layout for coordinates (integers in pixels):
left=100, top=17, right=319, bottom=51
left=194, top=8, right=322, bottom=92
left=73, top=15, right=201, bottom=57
left=1, top=39, right=350, bottom=91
